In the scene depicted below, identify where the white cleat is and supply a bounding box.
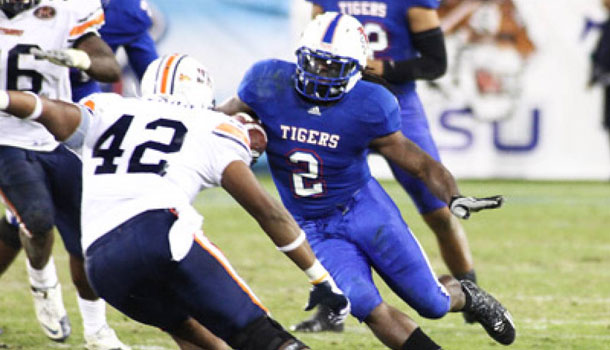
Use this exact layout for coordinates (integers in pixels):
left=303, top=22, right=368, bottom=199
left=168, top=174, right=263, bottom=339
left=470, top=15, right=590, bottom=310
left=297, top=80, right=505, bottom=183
left=85, top=324, right=131, bottom=350
left=30, top=282, right=71, bottom=341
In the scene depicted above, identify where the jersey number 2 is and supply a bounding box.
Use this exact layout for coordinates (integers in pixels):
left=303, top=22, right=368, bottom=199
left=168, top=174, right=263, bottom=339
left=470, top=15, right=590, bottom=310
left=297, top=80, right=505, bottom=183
left=92, top=114, right=187, bottom=175
left=289, top=150, right=326, bottom=197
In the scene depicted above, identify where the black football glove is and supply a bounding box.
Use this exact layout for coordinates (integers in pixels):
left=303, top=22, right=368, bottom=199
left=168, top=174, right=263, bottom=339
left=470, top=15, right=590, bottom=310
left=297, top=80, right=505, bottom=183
left=449, top=195, right=504, bottom=219
left=304, top=280, right=350, bottom=325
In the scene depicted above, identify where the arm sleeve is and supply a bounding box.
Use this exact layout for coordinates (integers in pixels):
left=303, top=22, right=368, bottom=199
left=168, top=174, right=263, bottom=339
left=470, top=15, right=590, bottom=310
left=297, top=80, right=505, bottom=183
left=306, top=0, right=327, bottom=7
left=408, top=0, right=441, bottom=10
left=63, top=104, right=92, bottom=153
left=237, top=60, right=276, bottom=112
left=68, top=0, right=105, bottom=46
left=381, top=27, right=447, bottom=83
left=362, top=87, right=402, bottom=141
left=205, top=119, right=253, bottom=186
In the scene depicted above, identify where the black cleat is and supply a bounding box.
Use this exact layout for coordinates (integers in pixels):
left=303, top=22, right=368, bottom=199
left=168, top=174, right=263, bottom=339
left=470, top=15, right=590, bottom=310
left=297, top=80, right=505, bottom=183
left=290, top=305, right=344, bottom=333
left=462, top=308, right=477, bottom=324
left=461, top=280, right=516, bottom=345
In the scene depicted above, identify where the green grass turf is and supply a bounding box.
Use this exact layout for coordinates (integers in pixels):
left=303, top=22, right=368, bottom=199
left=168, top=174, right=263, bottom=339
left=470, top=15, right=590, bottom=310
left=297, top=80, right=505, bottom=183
left=0, top=178, right=609, bottom=349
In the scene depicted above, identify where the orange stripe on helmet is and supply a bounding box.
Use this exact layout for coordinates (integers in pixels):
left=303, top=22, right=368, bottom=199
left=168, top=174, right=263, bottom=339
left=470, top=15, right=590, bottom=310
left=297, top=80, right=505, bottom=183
left=69, top=13, right=105, bottom=37
left=215, top=122, right=250, bottom=147
left=194, top=234, right=269, bottom=313
left=160, top=54, right=180, bottom=94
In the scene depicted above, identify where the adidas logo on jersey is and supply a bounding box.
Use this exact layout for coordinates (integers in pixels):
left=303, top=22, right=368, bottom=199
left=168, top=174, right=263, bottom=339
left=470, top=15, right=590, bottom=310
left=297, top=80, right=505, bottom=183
left=307, top=106, right=321, bottom=116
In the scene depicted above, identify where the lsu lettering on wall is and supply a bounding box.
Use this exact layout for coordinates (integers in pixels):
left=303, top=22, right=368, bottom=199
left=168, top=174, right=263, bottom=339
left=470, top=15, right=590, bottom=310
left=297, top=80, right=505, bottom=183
left=370, top=0, right=610, bottom=180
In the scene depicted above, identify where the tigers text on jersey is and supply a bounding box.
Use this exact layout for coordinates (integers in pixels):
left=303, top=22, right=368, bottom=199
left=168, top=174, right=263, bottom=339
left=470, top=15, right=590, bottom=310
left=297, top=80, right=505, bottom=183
left=238, top=59, right=400, bottom=219
left=0, top=0, right=104, bottom=151
left=310, top=0, right=440, bottom=93
left=76, top=93, right=252, bottom=251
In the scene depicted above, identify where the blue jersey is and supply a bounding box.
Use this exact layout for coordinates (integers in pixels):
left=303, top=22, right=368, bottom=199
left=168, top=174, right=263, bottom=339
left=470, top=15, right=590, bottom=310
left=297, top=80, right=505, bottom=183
left=100, top=0, right=153, bottom=49
left=238, top=60, right=400, bottom=218
left=71, top=0, right=157, bottom=102
left=311, top=0, right=440, bottom=92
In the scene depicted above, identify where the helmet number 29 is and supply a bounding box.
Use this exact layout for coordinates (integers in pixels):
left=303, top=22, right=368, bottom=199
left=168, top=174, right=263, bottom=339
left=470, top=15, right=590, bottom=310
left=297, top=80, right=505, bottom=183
left=289, top=150, right=326, bottom=197
left=363, top=22, right=388, bottom=55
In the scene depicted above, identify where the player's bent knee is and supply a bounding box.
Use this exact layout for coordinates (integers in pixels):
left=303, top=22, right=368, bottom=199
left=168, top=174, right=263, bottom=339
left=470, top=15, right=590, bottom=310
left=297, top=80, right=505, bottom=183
left=227, top=316, right=309, bottom=350
left=416, top=296, right=450, bottom=320
left=0, top=218, right=22, bottom=250
left=348, top=290, right=383, bottom=322
left=19, top=207, right=54, bottom=237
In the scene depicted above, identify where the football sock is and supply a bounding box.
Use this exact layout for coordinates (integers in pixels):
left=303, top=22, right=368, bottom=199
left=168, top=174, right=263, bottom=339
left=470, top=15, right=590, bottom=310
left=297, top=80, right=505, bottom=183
left=455, top=269, right=477, bottom=284
left=27, top=256, right=59, bottom=289
left=401, top=327, right=441, bottom=350
left=77, top=296, right=107, bottom=336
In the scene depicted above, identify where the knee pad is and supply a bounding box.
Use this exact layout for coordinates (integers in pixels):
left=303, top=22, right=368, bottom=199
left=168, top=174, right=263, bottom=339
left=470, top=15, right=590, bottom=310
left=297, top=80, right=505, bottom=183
left=0, top=217, right=21, bottom=249
left=228, top=316, right=309, bottom=350
left=18, top=202, right=54, bottom=237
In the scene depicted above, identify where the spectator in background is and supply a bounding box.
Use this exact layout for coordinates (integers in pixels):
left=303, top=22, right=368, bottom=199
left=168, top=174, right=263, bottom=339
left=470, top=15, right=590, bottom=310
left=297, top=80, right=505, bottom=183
left=591, top=0, right=610, bottom=154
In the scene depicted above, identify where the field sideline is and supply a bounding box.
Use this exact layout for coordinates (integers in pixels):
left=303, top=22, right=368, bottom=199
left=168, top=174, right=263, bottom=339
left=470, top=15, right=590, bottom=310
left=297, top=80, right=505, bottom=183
left=0, top=178, right=608, bottom=350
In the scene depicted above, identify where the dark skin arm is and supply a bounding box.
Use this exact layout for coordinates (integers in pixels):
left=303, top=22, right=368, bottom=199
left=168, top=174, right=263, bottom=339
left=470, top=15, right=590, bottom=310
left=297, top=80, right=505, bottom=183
left=221, top=160, right=317, bottom=271
left=4, top=91, right=320, bottom=271
left=75, top=34, right=121, bottom=83
left=370, top=131, right=460, bottom=204
left=4, top=91, right=82, bottom=141
left=215, top=95, right=253, bottom=116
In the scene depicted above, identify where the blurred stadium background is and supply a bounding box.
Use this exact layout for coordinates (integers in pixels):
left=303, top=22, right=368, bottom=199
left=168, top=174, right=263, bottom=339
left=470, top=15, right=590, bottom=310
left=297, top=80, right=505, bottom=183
left=144, top=0, right=610, bottom=180
left=1, top=1, right=610, bottom=350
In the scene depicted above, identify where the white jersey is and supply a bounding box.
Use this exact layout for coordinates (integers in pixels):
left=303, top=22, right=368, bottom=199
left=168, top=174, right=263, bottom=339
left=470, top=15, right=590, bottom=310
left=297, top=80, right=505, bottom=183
left=0, top=0, right=104, bottom=151
left=76, top=93, right=253, bottom=254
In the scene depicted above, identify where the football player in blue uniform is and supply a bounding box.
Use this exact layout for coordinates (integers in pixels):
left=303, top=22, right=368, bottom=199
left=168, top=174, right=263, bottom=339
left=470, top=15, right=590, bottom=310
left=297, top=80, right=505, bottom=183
left=296, top=0, right=481, bottom=330
left=218, top=12, right=515, bottom=350
left=71, top=0, right=159, bottom=102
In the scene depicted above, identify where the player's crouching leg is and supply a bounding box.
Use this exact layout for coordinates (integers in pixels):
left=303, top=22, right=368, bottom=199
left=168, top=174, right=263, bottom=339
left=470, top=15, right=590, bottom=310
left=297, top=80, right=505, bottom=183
left=228, top=316, right=310, bottom=350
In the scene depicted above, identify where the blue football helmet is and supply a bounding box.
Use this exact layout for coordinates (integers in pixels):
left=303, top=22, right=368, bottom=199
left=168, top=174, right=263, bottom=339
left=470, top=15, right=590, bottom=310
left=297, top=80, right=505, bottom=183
left=295, top=12, right=370, bottom=102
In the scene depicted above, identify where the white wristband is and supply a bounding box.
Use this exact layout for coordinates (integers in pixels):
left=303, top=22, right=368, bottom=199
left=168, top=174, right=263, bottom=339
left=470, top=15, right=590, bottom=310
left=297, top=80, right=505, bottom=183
left=0, top=90, right=9, bottom=110
left=276, top=230, right=306, bottom=253
left=23, top=92, right=43, bottom=120
left=305, top=259, right=330, bottom=285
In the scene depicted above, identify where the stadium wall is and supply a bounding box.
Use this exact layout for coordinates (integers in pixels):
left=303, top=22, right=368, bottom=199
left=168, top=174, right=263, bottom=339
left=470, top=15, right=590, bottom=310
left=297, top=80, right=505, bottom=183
left=148, top=0, right=610, bottom=180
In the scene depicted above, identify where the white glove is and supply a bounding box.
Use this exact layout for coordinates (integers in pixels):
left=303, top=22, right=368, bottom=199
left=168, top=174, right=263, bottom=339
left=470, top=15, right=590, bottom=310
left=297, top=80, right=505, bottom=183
left=31, top=48, right=91, bottom=70
left=449, top=195, right=504, bottom=219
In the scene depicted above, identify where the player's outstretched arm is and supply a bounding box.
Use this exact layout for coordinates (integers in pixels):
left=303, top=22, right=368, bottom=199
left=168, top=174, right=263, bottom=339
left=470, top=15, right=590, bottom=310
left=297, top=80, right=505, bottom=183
left=221, top=160, right=350, bottom=323
left=0, top=90, right=81, bottom=141
left=31, top=34, right=120, bottom=83
left=371, top=131, right=502, bottom=219
left=75, top=34, right=121, bottom=83
left=215, top=95, right=253, bottom=116
left=372, top=131, right=459, bottom=204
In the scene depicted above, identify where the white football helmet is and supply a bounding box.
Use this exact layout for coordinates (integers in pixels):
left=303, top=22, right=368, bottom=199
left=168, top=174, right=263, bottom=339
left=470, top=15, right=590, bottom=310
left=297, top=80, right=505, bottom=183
left=140, top=54, right=215, bottom=109
left=295, top=12, right=370, bottom=102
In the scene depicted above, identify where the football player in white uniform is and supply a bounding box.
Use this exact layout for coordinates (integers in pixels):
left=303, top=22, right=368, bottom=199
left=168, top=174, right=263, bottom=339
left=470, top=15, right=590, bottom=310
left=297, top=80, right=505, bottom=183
left=0, top=1, right=130, bottom=349
left=0, top=53, right=351, bottom=350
